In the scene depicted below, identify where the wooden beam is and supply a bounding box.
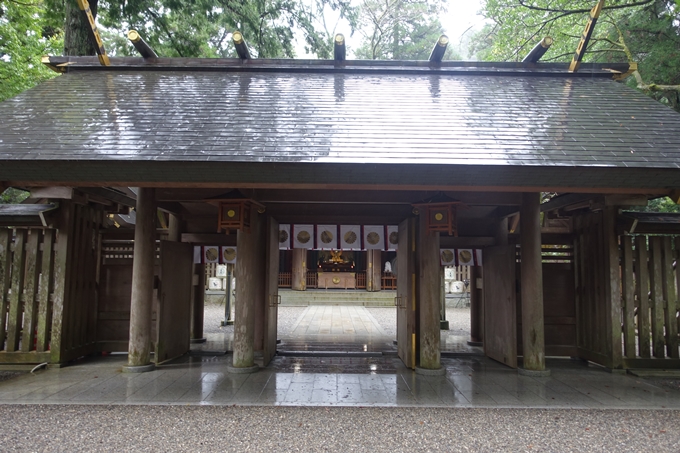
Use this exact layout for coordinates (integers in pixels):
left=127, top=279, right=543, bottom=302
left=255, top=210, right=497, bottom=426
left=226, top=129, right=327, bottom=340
left=180, top=233, right=237, bottom=245
left=29, top=187, right=73, bottom=199
left=9, top=180, right=672, bottom=196
left=569, top=0, right=606, bottom=73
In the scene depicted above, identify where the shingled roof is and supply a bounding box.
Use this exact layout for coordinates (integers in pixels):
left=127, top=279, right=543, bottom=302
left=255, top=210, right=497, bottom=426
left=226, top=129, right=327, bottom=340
left=0, top=58, right=678, bottom=191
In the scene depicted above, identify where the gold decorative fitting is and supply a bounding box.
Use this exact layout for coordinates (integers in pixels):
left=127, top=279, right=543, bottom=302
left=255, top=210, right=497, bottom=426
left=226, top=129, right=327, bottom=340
left=127, top=30, right=141, bottom=43
left=232, top=31, right=243, bottom=45
left=227, top=210, right=236, bottom=218
left=335, top=34, right=345, bottom=45
left=434, top=213, right=443, bottom=221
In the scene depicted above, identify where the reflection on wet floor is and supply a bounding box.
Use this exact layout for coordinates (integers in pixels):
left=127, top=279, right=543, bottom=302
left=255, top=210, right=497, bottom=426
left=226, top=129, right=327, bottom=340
left=191, top=305, right=482, bottom=356
left=4, top=354, right=680, bottom=409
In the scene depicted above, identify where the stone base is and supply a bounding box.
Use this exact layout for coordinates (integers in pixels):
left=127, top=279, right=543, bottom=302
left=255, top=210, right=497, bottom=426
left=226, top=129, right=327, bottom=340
left=226, top=364, right=260, bottom=374
left=518, top=367, right=550, bottom=377
left=190, top=338, right=207, bottom=344
left=467, top=340, right=483, bottom=347
left=440, top=320, right=450, bottom=330
left=415, top=366, right=446, bottom=376
left=122, top=363, right=156, bottom=373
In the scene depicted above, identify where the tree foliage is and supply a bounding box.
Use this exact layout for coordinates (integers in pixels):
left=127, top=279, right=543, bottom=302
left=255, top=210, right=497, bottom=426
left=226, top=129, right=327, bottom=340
left=474, top=0, right=680, bottom=110
left=0, top=0, right=62, bottom=102
left=41, top=0, right=358, bottom=59
left=355, top=0, right=459, bottom=60
left=0, top=187, right=29, bottom=204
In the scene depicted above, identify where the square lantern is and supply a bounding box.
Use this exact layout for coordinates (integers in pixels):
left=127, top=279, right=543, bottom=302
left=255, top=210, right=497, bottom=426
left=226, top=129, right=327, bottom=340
left=217, top=200, right=251, bottom=233
left=206, top=190, right=265, bottom=234
left=412, top=193, right=466, bottom=237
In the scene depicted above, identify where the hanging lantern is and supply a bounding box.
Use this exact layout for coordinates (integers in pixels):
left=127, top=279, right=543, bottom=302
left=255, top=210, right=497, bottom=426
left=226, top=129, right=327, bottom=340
left=412, top=193, right=467, bottom=236
left=206, top=190, right=265, bottom=234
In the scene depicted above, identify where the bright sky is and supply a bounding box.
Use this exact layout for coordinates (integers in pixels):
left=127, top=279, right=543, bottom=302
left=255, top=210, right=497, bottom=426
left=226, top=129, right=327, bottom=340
left=297, top=0, right=489, bottom=59
left=440, top=1, right=489, bottom=57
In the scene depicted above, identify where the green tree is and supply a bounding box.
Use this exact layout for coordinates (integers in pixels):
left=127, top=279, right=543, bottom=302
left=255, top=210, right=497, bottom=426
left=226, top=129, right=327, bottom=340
left=355, top=0, right=459, bottom=60
left=0, top=0, right=62, bottom=102
left=0, top=187, right=29, bottom=203
left=474, top=1, right=680, bottom=110
left=57, top=0, right=360, bottom=59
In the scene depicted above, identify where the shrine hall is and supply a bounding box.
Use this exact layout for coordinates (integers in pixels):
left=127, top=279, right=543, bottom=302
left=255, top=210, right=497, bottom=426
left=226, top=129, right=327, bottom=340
left=0, top=37, right=679, bottom=377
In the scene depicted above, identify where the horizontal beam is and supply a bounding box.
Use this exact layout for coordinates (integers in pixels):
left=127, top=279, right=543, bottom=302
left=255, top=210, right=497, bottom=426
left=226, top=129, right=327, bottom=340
left=42, top=56, right=631, bottom=78
left=158, top=188, right=524, bottom=206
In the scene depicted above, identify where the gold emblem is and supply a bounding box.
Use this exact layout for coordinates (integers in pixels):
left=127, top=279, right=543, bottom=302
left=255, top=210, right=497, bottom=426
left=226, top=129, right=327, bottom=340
left=441, top=250, right=454, bottom=263
left=204, top=247, right=218, bottom=261
left=227, top=209, right=236, bottom=218
left=279, top=230, right=289, bottom=243
left=223, top=248, right=236, bottom=262
left=320, top=230, right=334, bottom=244
left=344, top=231, right=357, bottom=244
left=332, top=277, right=340, bottom=284
left=367, top=232, right=380, bottom=245
left=297, top=231, right=311, bottom=244
left=435, top=212, right=443, bottom=221
left=459, top=250, right=472, bottom=264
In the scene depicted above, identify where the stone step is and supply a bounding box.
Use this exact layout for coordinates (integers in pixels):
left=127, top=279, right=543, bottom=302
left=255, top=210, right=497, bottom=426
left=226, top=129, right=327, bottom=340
left=280, top=289, right=397, bottom=307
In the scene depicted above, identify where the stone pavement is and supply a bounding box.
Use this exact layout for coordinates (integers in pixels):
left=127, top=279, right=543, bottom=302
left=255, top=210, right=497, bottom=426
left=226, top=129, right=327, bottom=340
left=1, top=354, right=679, bottom=410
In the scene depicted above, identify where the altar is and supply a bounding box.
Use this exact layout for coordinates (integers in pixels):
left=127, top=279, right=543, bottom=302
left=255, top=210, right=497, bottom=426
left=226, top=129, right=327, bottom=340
left=317, top=272, right=356, bottom=289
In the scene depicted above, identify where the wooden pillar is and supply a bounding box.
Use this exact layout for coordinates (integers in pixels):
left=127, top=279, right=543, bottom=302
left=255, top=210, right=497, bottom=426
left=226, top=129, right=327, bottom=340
left=519, top=192, right=547, bottom=374
left=230, top=208, right=264, bottom=372
left=366, top=249, right=382, bottom=292
left=190, top=263, right=206, bottom=342
left=124, top=188, right=156, bottom=372
left=469, top=265, right=483, bottom=345
left=495, top=217, right=509, bottom=246
left=292, top=248, right=307, bottom=291
left=439, top=266, right=446, bottom=322
left=603, top=206, right=623, bottom=370
left=416, top=213, right=444, bottom=374
left=167, top=214, right=181, bottom=242
left=253, top=220, right=268, bottom=352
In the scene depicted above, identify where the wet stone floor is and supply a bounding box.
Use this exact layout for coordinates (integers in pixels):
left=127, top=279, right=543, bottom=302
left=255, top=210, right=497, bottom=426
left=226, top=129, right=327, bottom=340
left=1, top=354, right=680, bottom=409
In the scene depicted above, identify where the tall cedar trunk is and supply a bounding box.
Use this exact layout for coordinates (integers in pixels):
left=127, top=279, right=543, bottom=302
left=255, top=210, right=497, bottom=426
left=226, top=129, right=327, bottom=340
left=63, top=0, right=98, bottom=56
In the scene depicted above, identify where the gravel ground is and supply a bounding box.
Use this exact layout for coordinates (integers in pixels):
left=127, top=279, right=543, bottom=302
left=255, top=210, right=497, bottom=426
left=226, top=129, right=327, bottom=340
left=0, top=405, right=678, bottom=452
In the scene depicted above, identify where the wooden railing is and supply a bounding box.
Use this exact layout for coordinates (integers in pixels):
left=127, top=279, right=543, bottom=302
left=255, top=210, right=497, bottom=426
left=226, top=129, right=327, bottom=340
left=619, top=234, right=680, bottom=362
left=306, top=271, right=318, bottom=289
left=278, top=272, right=292, bottom=288
left=277, top=271, right=397, bottom=290
left=381, top=273, right=397, bottom=290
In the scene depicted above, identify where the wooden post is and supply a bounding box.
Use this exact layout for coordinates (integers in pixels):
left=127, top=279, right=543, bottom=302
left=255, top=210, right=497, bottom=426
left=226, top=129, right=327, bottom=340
left=123, top=188, right=156, bottom=372
left=230, top=207, right=264, bottom=372
left=602, top=207, right=623, bottom=369
left=519, top=193, right=547, bottom=374
left=469, top=265, right=483, bottom=345
left=167, top=214, right=181, bottom=242
left=190, top=263, right=206, bottom=342
left=416, top=212, right=444, bottom=374
left=50, top=202, right=74, bottom=364
left=292, top=248, right=307, bottom=291
left=366, top=249, right=382, bottom=292
left=439, top=266, right=446, bottom=324
left=253, top=219, right=268, bottom=352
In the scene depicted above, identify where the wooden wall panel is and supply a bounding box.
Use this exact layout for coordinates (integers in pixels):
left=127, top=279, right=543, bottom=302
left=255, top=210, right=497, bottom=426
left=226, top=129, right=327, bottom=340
left=156, top=241, right=193, bottom=364
left=483, top=245, right=517, bottom=368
